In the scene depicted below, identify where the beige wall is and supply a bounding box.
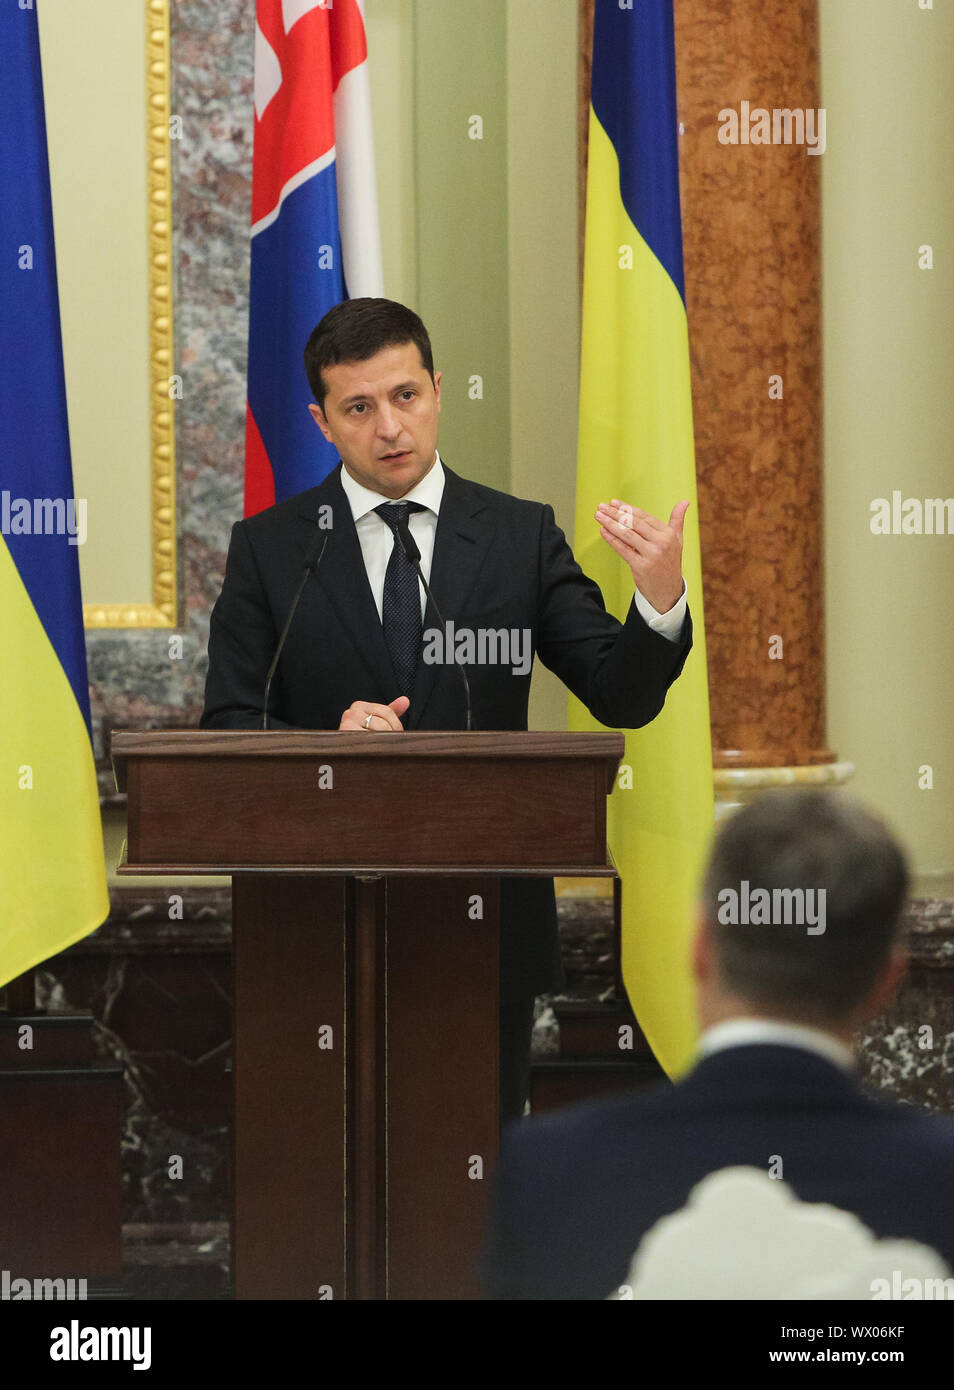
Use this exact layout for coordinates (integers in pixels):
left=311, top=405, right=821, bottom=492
left=505, top=0, right=579, bottom=535
left=820, top=0, right=954, bottom=885
left=38, top=0, right=153, bottom=609
left=413, top=0, right=511, bottom=493
left=506, top=0, right=580, bottom=730
left=366, top=0, right=418, bottom=306
left=369, top=0, right=580, bottom=727
left=368, top=0, right=580, bottom=734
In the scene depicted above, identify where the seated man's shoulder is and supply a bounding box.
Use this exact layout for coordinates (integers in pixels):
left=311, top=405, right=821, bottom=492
left=505, top=1070, right=954, bottom=1171
left=502, top=1079, right=677, bottom=1166
left=865, top=1090, right=954, bottom=1155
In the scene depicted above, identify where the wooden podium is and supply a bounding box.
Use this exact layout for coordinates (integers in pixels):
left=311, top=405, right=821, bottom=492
left=112, top=730, right=622, bottom=1300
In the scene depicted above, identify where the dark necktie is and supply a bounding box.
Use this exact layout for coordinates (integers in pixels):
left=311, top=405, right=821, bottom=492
left=374, top=501, right=427, bottom=697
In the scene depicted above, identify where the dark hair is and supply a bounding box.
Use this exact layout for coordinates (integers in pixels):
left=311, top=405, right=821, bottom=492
left=702, top=788, right=909, bottom=1021
left=303, top=298, right=435, bottom=411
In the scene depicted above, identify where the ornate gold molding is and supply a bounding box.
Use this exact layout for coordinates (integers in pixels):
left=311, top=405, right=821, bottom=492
left=84, top=0, right=176, bottom=629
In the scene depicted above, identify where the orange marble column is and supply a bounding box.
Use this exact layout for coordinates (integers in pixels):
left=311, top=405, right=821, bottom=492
left=672, top=0, right=835, bottom=769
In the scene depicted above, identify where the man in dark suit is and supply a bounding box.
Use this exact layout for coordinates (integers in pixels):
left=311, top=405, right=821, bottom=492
left=483, top=787, right=954, bottom=1297
left=201, top=297, right=694, bottom=1121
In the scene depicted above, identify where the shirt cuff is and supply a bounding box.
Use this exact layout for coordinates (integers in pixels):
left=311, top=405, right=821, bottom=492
left=632, top=578, right=688, bottom=642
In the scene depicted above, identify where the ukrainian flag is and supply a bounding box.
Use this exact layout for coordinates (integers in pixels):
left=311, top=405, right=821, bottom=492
left=571, top=0, right=713, bottom=1077
left=0, top=6, right=109, bottom=988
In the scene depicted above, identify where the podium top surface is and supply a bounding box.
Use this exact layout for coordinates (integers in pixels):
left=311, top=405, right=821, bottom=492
left=112, top=729, right=624, bottom=876
left=111, top=729, right=624, bottom=788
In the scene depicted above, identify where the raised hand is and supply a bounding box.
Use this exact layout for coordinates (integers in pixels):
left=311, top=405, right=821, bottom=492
left=595, top=498, right=688, bottom=614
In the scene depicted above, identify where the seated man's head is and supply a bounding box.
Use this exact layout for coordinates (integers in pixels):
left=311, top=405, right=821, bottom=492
left=304, top=298, right=440, bottom=499
left=694, top=788, right=910, bottom=1043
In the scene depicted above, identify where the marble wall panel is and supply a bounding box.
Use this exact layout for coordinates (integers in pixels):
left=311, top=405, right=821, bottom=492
left=87, top=0, right=255, bottom=762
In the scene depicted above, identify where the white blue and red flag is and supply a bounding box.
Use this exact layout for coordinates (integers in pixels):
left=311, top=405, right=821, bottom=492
left=245, top=0, right=383, bottom=515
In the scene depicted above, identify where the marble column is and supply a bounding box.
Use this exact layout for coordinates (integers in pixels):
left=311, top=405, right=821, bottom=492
left=671, top=0, right=853, bottom=810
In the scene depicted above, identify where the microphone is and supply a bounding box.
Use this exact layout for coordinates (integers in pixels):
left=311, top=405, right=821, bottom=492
left=262, top=529, right=329, bottom=730
left=395, top=513, right=473, bottom=731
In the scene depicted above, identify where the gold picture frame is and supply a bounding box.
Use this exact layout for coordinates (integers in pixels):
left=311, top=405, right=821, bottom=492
left=83, top=0, right=176, bottom=629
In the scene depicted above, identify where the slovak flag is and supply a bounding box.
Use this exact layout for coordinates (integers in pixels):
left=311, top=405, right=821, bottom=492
left=245, top=0, right=383, bottom=516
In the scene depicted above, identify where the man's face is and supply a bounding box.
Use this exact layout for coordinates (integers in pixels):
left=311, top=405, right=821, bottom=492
left=308, top=341, right=441, bottom=499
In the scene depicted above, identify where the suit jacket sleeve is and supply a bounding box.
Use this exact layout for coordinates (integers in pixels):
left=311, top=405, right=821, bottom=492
left=534, top=504, right=693, bottom=728
left=201, top=520, right=296, bottom=730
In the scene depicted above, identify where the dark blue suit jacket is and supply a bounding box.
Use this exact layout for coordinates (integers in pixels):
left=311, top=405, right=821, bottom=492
left=201, top=462, right=693, bottom=1000
left=482, top=1043, right=954, bottom=1298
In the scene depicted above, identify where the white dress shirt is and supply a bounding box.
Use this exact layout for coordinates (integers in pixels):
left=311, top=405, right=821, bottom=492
left=336, top=450, right=688, bottom=638
left=695, top=1017, right=855, bottom=1073
left=338, top=451, right=444, bottom=621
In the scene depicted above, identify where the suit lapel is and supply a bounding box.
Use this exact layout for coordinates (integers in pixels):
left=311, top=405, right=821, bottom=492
left=406, top=464, right=496, bottom=729
left=296, top=466, right=398, bottom=694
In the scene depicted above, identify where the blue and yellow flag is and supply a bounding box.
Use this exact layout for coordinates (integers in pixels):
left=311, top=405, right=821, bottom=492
left=571, top=0, right=713, bottom=1077
left=0, top=5, right=109, bottom=988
